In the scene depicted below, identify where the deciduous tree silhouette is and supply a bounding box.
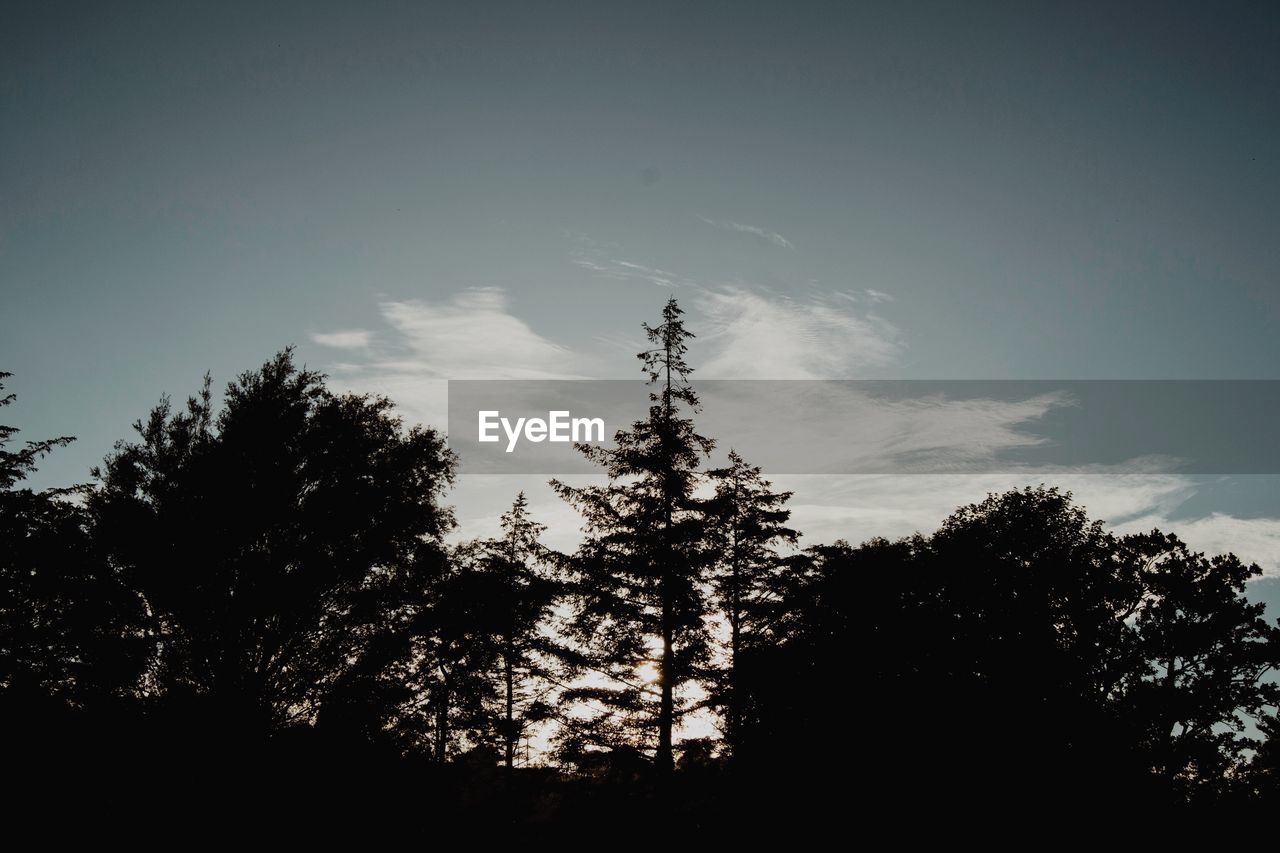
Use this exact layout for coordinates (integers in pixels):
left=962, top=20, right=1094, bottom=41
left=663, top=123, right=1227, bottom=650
left=0, top=372, right=147, bottom=744
left=1246, top=710, right=1280, bottom=804
left=88, top=350, right=456, bottom=749
left=927, top=490, right=1280, bottom=803
left=552, top=297, right=715, bottom=774
left=1121, top=529, right=1280, bottom=800
left=734, top=485, right=1280, bottom=814
left=919, top=486, right=1158, bottom=806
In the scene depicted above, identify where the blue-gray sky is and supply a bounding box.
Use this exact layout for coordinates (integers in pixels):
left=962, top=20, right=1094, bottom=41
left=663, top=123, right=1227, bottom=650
left=4, top=2, right=1280, bottom=609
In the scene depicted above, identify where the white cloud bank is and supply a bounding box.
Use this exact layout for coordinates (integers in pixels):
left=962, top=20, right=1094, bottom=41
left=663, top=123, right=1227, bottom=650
left=376, top=289, right=583, bottom=381
left=309, top=329, right=373, bottom=350
left=312, top=287, right=585, bottom=427
left=694, top=285, right=902, bottom=378
left=311, top=285, right=1280, bottom=577
left=778, top=473, right=1280, bottom=578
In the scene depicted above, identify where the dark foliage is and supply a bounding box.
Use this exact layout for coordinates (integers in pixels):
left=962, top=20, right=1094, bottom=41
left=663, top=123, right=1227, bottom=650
left=464, top=493, right=569, bottom=769
left=3, top=303, right=1280, bottom=833
left=734, top=486, right=1280, bottom=819
left=87, top=350, right=456, bottom=744
left=1, top=372, right=148, bottom=732
left=551, top=297, right=717, bottom=773
left=702, top=449, right=799, bottom=759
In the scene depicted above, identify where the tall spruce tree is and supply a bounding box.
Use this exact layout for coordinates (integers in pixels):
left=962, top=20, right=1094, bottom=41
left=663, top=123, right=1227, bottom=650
left=552, top=297, right=714, bottom=773
left=704, top=449, right=798, bottom=758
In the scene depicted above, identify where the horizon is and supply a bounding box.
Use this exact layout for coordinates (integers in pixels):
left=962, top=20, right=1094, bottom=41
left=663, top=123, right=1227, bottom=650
left=4, top=1, right=1280, bottom=822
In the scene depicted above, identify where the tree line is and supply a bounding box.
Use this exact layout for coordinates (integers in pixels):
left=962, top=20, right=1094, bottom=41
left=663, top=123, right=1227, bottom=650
left=3, top=297, right=1280, bottom=831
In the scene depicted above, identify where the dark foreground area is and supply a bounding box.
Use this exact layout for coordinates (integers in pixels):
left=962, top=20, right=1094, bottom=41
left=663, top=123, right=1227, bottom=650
left=6, top=695, right=1278, bottom=839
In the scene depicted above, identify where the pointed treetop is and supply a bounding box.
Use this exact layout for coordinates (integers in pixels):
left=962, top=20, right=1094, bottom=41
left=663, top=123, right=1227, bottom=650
left=637, top=296, right=701, bottom=414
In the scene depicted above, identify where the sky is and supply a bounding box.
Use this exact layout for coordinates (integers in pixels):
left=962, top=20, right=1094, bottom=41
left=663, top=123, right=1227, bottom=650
left=4, top=1, right=1280, bottom=616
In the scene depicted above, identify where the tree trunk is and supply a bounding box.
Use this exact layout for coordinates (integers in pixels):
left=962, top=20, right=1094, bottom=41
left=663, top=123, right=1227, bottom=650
left=505, top=649, right=515, bottom=771
left=728, top=518, right=740, bottom=760
left=1164, top=655, right=1178, bottom=779
left=505, top=539, right=516, bottom=772
left=657, top=591, right=674, bottom=774
left=655, top=351, right=676, bottom=775
left=436, top=668, right=450, bottom=764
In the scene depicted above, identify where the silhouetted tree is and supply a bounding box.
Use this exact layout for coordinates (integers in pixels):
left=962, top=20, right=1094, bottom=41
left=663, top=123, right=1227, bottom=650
left=919, top=486, right=1157, bottom=806
left=552, top=297, right=715, bottom=774
left=928, top=490, right=1280, bottom=803
left=1245, top=710, right=1280, bottom=804
left=703, top=449, right=797, bottom=759
left=730, top=536, right=903, bottom=771
left=1120, top=530, right=1280, bottom=801
left=473, top=493, right=566, bottom=771
left=0, top=373, right=147, bottom=728
left=409, top=539, right=503, bottom=763
left=10, top=322, right=1280, bottom=829
left=88, top=350, right=456, bottom=749
left=735, top=485, right=1280, bottom=815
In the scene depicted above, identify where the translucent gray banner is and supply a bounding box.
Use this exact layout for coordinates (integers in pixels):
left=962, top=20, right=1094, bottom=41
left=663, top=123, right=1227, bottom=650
left=446, top=380, right=1280, bottom=475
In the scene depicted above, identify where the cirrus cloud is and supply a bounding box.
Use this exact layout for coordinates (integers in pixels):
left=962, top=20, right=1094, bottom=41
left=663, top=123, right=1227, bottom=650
left=698, top=215, right=794, bottom=249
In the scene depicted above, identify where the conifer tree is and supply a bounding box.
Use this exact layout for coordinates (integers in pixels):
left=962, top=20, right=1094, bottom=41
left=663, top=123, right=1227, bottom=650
left=704, top=449, right=798, bottom=758
left=478, top=493, right=564, bottom=770
left=421, top=497, right=564, bottom=768
left=552, top=297, right=714, bottom=773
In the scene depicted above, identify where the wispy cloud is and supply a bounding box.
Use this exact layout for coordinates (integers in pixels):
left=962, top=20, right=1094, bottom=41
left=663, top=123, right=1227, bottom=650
left=833, top=289, right=894, bottom=305
left=694, top=285, right=902, bottom=378
left=698, top=215, right=794, bottom=249
left=566, top=231, right=686, bottom=287
left=570, top=255, right=687, bottom=288
left=310, top=329, right=373, bottom=350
